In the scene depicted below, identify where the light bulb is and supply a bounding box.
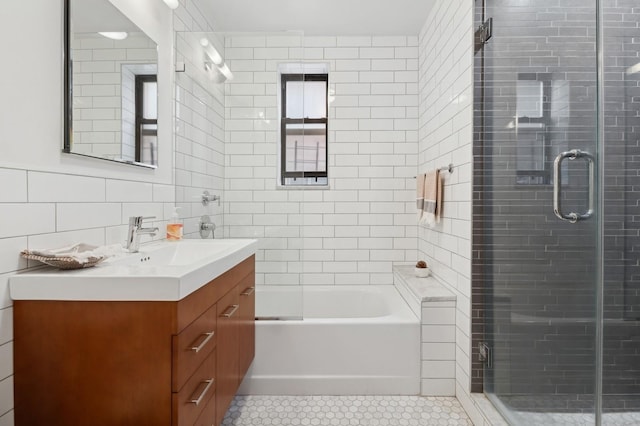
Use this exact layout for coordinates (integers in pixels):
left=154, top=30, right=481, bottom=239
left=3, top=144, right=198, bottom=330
left=201, top=38, right=223, bottom=66
left=98, top=32, right=128, bottom=40
left=218, top=63, right=234, bottom=81
left=163, top=0, right=179, bottom=9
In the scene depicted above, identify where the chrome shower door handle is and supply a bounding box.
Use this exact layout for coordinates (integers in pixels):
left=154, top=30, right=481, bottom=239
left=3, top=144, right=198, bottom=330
left=553, top=149, right=595, bottom=223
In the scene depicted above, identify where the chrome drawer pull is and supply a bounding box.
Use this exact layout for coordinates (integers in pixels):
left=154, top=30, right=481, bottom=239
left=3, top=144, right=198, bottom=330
left=189, top=379, right=214, bottom=406
left=221, top=304, right=239, bottom=318
left=240, top=287, right=255, bottom=296
left=190, top=331, right=214, bottom=353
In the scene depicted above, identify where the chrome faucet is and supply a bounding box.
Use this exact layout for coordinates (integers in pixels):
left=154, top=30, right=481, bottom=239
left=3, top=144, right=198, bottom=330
left=126, top=216, right=159, bottom=252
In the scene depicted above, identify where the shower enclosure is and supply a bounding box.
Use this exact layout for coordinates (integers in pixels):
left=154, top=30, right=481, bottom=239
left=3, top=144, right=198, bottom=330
left=473, top=0, right=640, bottom=424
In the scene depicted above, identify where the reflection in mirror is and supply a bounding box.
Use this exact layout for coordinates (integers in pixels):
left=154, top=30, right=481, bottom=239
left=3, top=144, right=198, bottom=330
left=514, top=73, right=569, bottom=185
left=64, top=0, right=159, bottom=168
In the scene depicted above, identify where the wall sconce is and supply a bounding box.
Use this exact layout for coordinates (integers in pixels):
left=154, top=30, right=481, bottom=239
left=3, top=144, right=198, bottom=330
left=163, top=0, right=179, bottom=9
left=218, top=63, right=234, bottom=81
left=200, top=38, right=223, bottom=65
left=200, top=37, right=234, bottom=82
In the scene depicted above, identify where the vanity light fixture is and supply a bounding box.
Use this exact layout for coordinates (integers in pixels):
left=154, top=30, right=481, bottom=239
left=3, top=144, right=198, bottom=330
left=200, top=37, right=233, bottom=82
left=200, top=38, right=223, bottom=65
left=98, top=31, right=128, bottom=40
left=163, top=0, right=180, bottom=9
left=218, top=63, right=234, bottom=81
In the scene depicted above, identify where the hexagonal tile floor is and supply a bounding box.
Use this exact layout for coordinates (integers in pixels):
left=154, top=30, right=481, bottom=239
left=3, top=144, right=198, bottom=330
left=222, top=395, right=473, bottom=426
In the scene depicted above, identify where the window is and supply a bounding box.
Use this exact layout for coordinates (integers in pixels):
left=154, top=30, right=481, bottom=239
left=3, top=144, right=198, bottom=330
left=135, top=75, right=158, bottom=166
left=514, top=73, right=569, bottom=186
left=280, top=73, right=328, bottom=186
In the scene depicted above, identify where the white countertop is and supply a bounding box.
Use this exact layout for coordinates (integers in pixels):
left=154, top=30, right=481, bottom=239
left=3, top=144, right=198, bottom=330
left=393, top=265, right=456, bottom=302
left=10, top=239, right=257, bottom=302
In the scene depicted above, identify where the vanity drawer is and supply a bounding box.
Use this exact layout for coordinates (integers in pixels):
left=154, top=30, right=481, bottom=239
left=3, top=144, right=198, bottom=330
left=172, top=351, right=216, bottom=426
left=173, top=303, right=217, bottom=392
left=193, top=391, right=217, bottom=426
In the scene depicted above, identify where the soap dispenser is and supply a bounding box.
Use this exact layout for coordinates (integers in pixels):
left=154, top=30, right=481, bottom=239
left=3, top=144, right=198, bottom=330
left=167, top=207, right=183, bottom=241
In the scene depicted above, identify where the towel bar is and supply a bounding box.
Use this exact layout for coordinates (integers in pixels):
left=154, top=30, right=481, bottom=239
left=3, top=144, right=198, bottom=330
left=413, top=163, right=454, bottom=178
left=439, top=163, right=454, bottom=173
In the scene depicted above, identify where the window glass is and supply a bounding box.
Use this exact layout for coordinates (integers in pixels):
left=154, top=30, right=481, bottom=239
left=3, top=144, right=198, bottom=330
left=142, top=81, right=158, bottom=119
left=286, top=81, right=327, bottom=119
left=280, top=72, right=329, bottom=187
left=284, top=123, right=327, bottom=173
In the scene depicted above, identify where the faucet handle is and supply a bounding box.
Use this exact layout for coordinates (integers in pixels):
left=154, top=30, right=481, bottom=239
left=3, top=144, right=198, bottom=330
left=128, top=216, right=156, bottom=226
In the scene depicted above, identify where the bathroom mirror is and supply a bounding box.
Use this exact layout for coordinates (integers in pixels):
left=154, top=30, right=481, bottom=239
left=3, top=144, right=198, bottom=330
left=63, top=0, right=159, bottom=168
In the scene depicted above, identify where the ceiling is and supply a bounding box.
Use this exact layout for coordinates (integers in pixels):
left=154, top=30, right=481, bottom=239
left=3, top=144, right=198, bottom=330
left=193, top=0, right=437, bottom=35
left=71, top=0, right=140, bottom=33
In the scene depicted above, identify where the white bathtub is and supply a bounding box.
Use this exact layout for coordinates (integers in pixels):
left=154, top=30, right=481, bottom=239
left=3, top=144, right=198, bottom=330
left=237, top=285, right=420, bottom=395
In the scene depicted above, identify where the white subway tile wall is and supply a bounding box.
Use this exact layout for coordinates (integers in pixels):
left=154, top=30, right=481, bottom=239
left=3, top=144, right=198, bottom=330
left=0, top=175, right=173, bottom=247
left=417, top=0, right=475, bottom=419
left=421, top=300, right=457, bottom=396
left=224, top=35, right=419, bottom=287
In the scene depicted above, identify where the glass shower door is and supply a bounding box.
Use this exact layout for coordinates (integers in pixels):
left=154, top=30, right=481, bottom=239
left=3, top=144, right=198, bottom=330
left=198, top=30, right=306, bottom=319
left=474, top=0, right=602, bottom=423
left=601, top=1, right=640, bottom=423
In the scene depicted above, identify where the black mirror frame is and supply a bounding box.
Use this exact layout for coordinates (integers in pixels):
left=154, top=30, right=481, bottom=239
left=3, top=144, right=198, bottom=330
left=61, top=0, right=157, bottom=169
left=63, top=0, right=72, bottom=153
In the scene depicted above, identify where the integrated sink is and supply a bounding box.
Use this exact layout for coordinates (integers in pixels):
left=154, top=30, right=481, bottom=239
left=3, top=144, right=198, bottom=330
left=150, top=240, right=237, bottom=266
left=117, top=239, right=245, bottom=267
left=10, top=239, right=257, bottom=301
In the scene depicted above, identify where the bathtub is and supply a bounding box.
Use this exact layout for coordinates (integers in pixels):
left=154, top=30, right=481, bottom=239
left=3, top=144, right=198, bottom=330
left=237, top=285, right=420, bottom=395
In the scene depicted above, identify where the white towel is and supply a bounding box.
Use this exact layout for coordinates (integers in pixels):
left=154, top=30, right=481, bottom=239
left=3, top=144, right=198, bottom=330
left=419, top=170, right=442, bottom=227
left=24, top=243, right=125, bottom=264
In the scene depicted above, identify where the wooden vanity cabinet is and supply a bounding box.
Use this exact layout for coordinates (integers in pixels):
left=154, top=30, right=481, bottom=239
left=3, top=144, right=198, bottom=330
left=13, top=255, right=255, bottom=426
left=238, top=275, right=256, bottom=377
left=214, top=272, right=256, bottom=426
left=215, top=285, right=240, bottom=426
